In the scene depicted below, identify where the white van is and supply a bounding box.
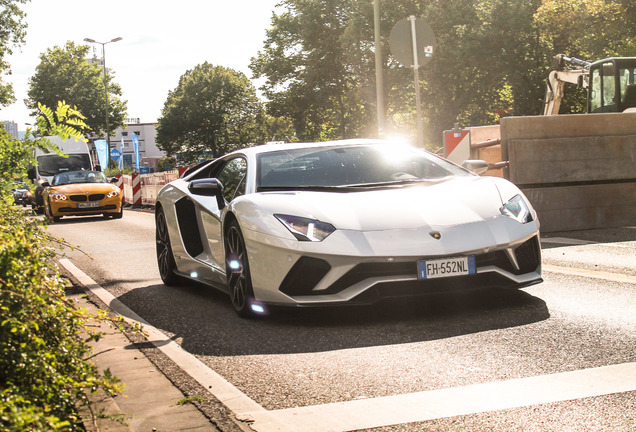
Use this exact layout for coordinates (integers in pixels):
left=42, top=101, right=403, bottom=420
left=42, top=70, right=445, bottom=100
left=28, top=136, right=93, bottom=210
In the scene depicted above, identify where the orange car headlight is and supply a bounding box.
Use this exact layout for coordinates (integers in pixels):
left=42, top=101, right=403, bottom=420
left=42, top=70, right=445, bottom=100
left=107, top=189, right=121, bottom=198
left=50, top=193, right=67, bottom=201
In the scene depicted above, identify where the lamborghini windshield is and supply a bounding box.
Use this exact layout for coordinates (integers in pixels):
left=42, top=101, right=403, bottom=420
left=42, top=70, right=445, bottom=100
left=257, top=144, right=470, bottom=189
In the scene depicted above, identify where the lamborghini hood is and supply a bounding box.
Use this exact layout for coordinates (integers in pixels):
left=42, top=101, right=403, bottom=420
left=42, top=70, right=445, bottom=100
left=253, top=176, right=506, bottom=231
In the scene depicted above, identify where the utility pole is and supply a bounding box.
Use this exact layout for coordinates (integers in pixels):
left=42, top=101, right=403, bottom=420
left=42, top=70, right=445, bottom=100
left=84, top=37, right=122, bottom=167
left=373, top=0, right=385, bottom=137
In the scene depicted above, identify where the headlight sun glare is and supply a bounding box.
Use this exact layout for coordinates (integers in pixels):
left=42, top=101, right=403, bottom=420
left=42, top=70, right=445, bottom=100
left=275, top=214, right=336, bottom=242
left=500, top=194, right=533, bottom=223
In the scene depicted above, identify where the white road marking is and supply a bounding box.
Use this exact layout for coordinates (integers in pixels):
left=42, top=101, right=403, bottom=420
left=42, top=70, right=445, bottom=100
left=541, top=237, right=596, bottom=246
left=238, top=363, right=636, bottom=432
left=59, top=258, right=636, bottom=432
left=58, top=258, right=264, bottom=415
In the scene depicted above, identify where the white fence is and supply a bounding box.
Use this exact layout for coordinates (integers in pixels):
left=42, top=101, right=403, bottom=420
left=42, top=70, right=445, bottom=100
left=118, top=170, right=180, bottom=206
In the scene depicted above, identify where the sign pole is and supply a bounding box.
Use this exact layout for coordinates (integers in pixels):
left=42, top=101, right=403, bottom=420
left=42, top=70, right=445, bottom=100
left=409, top=15, right=424, bottom=148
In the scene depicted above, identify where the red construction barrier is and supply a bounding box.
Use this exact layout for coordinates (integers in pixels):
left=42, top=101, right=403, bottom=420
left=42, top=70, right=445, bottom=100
left=178, top=166, right=189, bottom=177
left=131, top=172, right=141, bottom=206
left=115, top=175, right=125, bottom=204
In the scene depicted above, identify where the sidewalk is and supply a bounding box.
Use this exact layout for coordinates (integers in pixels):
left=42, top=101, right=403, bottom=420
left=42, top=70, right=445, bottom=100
left=71, top=291, right=220, bottom=432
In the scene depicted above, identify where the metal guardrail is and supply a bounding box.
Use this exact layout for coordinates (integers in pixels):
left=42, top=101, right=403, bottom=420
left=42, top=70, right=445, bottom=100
left=471, top=138, right=501, bottom=150
left=471, top=138, right=508, bottom=171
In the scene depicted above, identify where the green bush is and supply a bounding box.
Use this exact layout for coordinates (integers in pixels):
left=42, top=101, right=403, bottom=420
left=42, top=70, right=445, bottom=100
left=0, top=122, right=118, bottom=430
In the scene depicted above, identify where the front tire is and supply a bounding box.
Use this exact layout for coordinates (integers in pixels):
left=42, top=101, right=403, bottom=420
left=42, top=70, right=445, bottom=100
left=156, top=207, right=183, bottom=286
left=224, top=220, right=256, bottom=318
left=45, top=199, right=60, bottom=222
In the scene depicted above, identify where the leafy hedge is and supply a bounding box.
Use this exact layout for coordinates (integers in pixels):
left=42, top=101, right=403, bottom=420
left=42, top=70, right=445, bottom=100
left=0, top=124, right=117, bottom=430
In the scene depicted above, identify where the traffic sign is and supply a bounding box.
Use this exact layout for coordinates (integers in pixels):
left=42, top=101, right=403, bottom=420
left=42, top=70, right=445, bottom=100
left=443, top=126, right=471, bottom=164
left=110, top=147, right=122, bottom=161
left=389, top=17, right=436, bottom=68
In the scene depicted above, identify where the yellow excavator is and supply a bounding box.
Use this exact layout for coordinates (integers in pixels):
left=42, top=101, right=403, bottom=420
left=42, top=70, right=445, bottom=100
left=543, top=54, right=636, bottom=115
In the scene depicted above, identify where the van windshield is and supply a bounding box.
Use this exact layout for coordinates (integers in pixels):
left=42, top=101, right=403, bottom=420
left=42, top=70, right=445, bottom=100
left=37, top=154, right=92, bottom=176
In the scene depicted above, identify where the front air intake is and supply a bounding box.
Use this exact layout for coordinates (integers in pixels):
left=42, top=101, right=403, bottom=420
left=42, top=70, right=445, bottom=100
left=279, top=257, right=331, bottom=296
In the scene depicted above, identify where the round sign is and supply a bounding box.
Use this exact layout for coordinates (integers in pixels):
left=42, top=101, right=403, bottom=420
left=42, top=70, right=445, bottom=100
left=389, top=17, right=436, bottom=68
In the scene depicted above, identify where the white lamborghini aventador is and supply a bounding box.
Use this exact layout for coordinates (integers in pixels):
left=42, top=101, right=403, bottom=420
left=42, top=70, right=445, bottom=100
left=155, top=139, right=542, bottom=317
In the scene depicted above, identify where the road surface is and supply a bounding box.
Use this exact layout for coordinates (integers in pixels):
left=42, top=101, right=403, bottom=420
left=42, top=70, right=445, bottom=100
left=46, top=211, right=636, bottom=431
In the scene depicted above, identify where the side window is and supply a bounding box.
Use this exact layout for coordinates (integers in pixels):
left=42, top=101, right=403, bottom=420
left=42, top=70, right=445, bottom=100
left=217, top=158, right=247, bottom=203
left=601, top=63, right=616, bottom=109
left=590, top=68, right=602, bottom=113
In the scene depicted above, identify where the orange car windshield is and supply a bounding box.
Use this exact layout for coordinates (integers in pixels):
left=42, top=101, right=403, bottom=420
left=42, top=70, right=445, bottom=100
left=52, top=170, right=108, bottom=186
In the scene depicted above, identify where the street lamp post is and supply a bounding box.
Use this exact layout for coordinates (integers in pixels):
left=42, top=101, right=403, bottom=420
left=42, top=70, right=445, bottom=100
left=373, top=0, right=385, bottom=137
left=84, top=36, right=122, bottom=167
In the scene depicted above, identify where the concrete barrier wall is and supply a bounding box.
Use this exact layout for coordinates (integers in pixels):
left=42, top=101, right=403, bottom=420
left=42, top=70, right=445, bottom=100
left=500, top=112, right=636, bottom=232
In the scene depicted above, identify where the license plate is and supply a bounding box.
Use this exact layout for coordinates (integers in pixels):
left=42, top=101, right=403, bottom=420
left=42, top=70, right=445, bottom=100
left=77, top=202, right=99, bottom=208
left=417, top=256, right=476, bottom=280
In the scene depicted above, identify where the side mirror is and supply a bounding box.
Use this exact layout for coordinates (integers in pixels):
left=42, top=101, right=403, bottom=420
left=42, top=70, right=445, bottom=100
left=188, top=178, right=225, bottom=209
left=41, top=181, right=50, bottom=188
left=461, top=160, right=489, bottom=175
left=110, top=177, right=119, bottom=183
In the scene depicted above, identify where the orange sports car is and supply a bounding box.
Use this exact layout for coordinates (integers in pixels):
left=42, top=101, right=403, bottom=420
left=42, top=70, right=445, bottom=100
left=42, top=170, right=123, bottom=222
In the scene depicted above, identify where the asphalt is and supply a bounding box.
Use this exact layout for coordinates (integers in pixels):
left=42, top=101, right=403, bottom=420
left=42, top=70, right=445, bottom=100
left=71, top=290, right=221, bottom=432
left=66, top=225, right=636, bottom=431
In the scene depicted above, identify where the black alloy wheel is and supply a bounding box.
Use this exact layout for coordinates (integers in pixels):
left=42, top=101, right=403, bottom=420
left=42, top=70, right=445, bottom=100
left=155, top=207, right=182, bottom=286
left=225, top=220, right=256, bottom=317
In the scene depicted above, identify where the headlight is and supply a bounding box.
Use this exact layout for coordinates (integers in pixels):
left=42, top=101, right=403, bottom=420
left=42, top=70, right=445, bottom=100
left=107, top=189, right=120, bottom=198
left=500, top=194, right=533, bottom=223
left=50, top=193, right=67, bottom=201
left=275, top=214, right=336, bottom=242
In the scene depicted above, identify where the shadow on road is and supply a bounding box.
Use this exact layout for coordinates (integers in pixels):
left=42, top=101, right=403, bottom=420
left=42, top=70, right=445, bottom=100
left=541, top=226, right=636, bottom=249
left=115, top=281, right=549, bottom=356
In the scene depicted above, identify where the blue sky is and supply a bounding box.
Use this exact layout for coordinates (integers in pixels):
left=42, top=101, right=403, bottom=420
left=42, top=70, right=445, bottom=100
left=2, top=0, right=281, bottom=129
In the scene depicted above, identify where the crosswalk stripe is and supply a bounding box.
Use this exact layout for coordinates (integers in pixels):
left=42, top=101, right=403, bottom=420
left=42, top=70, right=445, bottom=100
left=238, top=362, right=636, bottom=432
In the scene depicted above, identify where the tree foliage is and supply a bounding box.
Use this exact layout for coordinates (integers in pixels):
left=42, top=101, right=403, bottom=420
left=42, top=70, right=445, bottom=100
left=26, top=41, right=127, bottom=138
left=0, top=0, right=30, bottom=106
left=156, top=62, right=265, bottom=163
left=0, top=121, right=121, bottom=430
left=251, top=0, right=636, bottom=146
left=36, top=101, right=89, bottom=140
left=251, top=0, right=375, bottom=142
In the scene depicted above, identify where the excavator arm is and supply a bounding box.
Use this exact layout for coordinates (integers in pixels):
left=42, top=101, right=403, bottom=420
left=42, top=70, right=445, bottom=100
left=543, top=55, right=590, bottom=115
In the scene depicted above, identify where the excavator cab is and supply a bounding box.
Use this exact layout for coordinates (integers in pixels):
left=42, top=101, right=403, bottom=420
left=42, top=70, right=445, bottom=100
left=588, top=57, right=636, bottom=113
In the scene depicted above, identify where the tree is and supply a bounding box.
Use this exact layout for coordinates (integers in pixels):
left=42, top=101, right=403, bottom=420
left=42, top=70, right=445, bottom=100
left=156, top=62, right=265, bottom=163
left=0, top=0, right=29, bottom=107
left=535, top=0, right=636, bottom=59
left=252, top=0, right=635, bottom=146
left=26, top=41, right=127, bottom=138
left=251, top=0, right=376, bottom=142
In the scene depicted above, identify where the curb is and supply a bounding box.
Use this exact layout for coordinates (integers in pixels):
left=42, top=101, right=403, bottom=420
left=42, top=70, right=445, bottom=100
left=68, top=289, right=220, bottom=432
